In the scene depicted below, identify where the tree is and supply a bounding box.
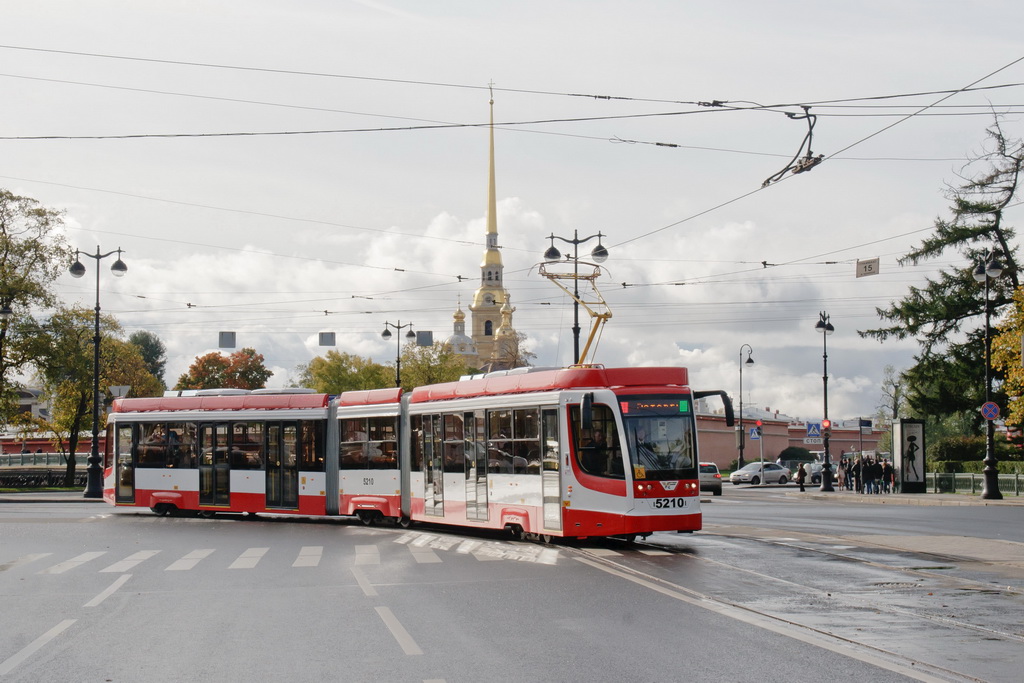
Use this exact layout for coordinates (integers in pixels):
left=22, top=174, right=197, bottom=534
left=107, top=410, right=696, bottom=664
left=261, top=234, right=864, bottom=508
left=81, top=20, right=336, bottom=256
left=0, top=189, right=72, bottom=421
left=294, top=350, right=390, bottom=393
left=129, top=330, right=167, bottom=387
left=31, top=307, right=161, bottom=485
left=175, top=347, right=273, bottom=390
left=861, top=119, right=1022, bottom=426
left=492, top=331, right=537, bottom=370
left=398, top=342, right=476, bottom=391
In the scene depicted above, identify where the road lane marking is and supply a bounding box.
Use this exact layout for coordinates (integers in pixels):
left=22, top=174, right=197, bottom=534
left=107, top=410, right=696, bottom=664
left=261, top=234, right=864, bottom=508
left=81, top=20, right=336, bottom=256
left=101, top=550, right=160, bottom=572
left=354, top=545, right=380, bottom=566
left=375, top=606, right=423, bottom=655
left=84, top=574, right=132, bottom=607
left=0, top=619, right=76, bottom=676
left=293, top=546, right=323, bottom=567
left=38, top=551, right=106, bottom=574
left=351, top=566, right=378, bottom=597
left=166, top=549, right=215, bottom=571
left=229, top=547, right=269, bottom=569
left=0, top=553, right=51, bottom=572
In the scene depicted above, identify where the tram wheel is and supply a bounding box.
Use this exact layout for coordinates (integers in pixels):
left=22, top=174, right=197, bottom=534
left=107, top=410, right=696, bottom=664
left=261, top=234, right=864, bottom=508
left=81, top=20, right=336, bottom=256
left=151, top=504, right=172, bottom=516
left=357, top=510, right=380, bottom=525
left=540, top=534, right=553, bottom=544
left=506, top=524, right=525, bottom=541
left=197, top=510, right=217, bottom=519
left=398, top=516, right=413, bottom=528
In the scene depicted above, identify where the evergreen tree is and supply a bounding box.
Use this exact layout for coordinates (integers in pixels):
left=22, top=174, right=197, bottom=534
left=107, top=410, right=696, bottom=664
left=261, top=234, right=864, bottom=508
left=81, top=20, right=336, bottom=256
left=861, top=119, right=1023, bottom=428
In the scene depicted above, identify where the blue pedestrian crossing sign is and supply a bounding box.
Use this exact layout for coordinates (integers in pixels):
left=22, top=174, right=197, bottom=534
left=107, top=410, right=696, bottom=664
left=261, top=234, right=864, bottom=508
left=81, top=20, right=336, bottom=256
left=749, top=427, right=761, bottom=441
left=807, top=423, right=822, bottom=438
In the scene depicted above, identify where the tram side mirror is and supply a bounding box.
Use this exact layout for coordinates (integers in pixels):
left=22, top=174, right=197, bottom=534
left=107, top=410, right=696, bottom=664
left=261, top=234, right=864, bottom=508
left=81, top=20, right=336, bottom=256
left=693, top=390, right=735, bottom=427
left=581, top=392, right=594, bottom=431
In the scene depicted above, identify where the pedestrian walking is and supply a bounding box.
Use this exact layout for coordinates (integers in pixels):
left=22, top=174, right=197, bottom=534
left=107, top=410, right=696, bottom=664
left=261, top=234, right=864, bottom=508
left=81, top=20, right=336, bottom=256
left=796, top=463, right=807, bottom=492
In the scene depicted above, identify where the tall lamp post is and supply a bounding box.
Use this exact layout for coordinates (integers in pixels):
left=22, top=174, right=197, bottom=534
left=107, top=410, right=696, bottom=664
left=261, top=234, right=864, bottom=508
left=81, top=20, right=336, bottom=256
left=70, top=246, right=127, bottom=499
left=737, top=344, right=754, bottom=469
left=973, top=249, right=1005, bottom=500
left=543, top=230, right=608, bottom=364
left=815, top=311, right=836, bottom=492
left=381, top=321, right=416, bottom=388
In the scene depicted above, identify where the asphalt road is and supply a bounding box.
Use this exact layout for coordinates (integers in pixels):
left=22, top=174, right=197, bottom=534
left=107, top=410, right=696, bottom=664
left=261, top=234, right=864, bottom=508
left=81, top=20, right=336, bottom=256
left=1, top=492, right=1022, bottom=682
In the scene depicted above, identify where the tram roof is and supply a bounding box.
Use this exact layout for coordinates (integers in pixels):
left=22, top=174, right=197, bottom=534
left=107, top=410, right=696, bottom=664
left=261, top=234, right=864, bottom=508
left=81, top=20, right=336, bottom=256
left=111, top=392, right=331, bottom=413
left=410, top=366, right=689, bottom=403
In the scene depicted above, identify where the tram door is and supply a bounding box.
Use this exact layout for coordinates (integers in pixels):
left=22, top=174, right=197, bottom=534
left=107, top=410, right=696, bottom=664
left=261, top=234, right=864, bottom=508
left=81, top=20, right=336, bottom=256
left=266, top=423, right=299, bottom=509
left=199, top=424, right=230, bottom=506
left=423, top=415, right=444, bottom=516
left=465, top=410, right=488, bottom=521
left=114, top=424, right=135, bottom=503
left=541, top=408, right=562, bottom=531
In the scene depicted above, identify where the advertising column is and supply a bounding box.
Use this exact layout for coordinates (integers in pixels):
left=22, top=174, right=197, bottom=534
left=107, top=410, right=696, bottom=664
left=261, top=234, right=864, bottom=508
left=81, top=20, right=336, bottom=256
left=893, top=419, right=925, bottom=493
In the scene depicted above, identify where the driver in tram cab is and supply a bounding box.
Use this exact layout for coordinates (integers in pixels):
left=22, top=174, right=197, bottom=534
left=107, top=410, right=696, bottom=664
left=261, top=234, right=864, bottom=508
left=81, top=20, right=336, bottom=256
left=581, top=429, right=607, bottom=474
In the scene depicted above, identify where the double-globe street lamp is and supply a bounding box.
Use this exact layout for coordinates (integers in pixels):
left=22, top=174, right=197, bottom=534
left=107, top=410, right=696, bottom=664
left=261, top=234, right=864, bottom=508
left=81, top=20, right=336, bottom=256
left=815, top=311, right=836, bottom=492
left=381, top=321, right=416, bottom=388
left=70, top=246, right=127, bottom=499
left=737, top=344, right=754, bottom=469
left=542, top=231, right=608, bottom=364
left=973, top=249, right=1005, bottom=500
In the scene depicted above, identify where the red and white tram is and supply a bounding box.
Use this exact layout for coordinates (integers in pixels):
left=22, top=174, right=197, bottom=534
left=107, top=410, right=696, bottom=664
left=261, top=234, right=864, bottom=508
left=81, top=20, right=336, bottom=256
left=104, top=366, right=733, bottom=540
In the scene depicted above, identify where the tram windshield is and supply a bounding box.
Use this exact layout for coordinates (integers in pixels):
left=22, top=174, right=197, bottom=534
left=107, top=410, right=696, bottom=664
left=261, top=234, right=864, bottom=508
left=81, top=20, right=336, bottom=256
left=621, top=395, right=697, bottom=481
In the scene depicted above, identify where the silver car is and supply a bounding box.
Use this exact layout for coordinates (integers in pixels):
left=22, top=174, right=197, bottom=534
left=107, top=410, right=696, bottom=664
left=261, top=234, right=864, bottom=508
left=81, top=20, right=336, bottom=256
left=729, top=462, right=791, bottom=486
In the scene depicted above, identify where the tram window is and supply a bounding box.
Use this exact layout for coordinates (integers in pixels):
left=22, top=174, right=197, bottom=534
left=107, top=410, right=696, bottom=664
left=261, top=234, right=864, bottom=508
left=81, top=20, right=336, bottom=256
left=511, top=408, right=540, bottom=474
left=230, top=422, right=264, bottom=469
left=167, top=422, right=196, bottom=468
left=299, top=422, right=324, bottom=471
left=570, top=404, right=624, bottom=479
left=368, top=417, right=398, bottom=470
left=340, top=418, right=368, bottom=469
left=442, top=414, right=464, bottom=473
left=138, top=423, right=168, bottom=468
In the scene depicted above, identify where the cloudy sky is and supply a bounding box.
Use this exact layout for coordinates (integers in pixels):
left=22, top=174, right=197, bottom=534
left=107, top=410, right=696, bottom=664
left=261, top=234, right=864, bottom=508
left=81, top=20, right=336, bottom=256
left=4, top=1, right=1023, bottom=422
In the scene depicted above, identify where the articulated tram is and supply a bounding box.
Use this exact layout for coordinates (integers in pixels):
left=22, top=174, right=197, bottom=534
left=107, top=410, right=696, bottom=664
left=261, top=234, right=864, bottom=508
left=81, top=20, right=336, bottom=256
left=104, top=366, right=733, bottom=540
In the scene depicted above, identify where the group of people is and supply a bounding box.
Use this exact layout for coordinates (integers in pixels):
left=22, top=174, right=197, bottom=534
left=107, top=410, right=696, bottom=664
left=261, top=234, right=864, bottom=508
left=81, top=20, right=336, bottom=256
left=795, top=455, right=897, bottom=493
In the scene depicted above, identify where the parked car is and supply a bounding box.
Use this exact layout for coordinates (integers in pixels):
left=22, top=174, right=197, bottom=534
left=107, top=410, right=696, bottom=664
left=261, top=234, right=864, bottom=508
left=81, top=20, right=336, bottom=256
left=729, top=462, right=791, bottom=486
left=698, top=462, right=723, bottom=496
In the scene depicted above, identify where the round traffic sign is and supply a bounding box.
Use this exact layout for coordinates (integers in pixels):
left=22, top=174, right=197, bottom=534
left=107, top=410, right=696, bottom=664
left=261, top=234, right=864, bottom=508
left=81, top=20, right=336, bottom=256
left=981, top=401, right=1000, bottom=420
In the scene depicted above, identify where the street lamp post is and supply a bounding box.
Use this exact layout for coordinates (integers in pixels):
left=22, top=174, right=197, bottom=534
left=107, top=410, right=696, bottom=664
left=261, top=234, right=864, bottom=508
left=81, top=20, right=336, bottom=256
left=973, top=249, right=1005, bottom=500
left=737, top=344, right=754, bottom=469
left=381, top=321, right=416, bottom=388
left=70, top=246, right=127, bottom=499
left=543, top=230, right=608, bottom=364
left=815, top=311, right=836, bottom=492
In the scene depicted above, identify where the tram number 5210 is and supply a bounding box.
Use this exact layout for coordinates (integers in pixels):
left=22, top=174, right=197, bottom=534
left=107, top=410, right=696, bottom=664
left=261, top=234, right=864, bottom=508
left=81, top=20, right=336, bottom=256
left=652, top=498, right=687, bottom=509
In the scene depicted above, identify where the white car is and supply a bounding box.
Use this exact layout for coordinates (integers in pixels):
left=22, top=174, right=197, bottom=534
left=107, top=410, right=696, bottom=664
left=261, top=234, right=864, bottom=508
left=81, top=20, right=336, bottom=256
left=698, top=462, right=723, bottom=496
left=729, top=462, right=791, bottom=486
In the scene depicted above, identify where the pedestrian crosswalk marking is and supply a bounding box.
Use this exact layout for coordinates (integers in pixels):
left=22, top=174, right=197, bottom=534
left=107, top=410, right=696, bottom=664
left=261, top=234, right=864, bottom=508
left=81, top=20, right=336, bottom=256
left=101, top=550, right=161, bottom=573
left=292, top=546, right=323, bottom=567
left=229, top=547, right=269, bottom=569
left=166, top=549, right=215, bottom=571
left=354, top=545, right=380, bottom=566
left=39, top=552, right=107, bottom=574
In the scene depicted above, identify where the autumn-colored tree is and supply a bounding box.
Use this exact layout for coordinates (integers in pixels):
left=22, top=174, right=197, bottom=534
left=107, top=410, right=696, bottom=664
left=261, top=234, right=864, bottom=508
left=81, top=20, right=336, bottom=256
left=30, top=307, right=162, bottom=484
left=295, top=350, right=390, bottom=393
left=175, top=347, right=273, bottom=390
left=992, top=287, right=1024, bottom=446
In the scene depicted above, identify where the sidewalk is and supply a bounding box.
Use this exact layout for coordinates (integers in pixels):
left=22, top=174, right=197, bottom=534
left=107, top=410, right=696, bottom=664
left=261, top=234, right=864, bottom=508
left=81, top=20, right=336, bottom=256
left=0, top=491, right=106, bottom=503
left=786, top=487, right=1024, bottom=506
